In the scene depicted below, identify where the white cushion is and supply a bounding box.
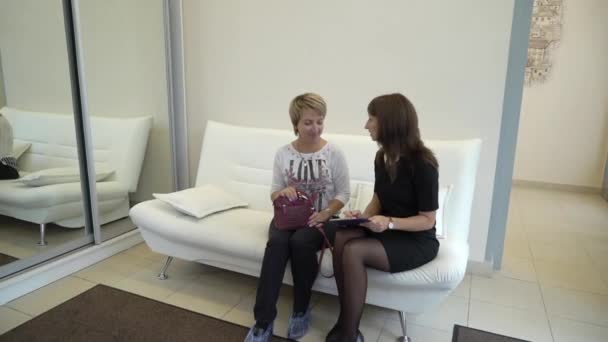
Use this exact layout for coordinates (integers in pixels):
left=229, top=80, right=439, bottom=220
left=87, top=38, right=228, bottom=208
left=353, top=181, right=375, bottom=212
left=352, top=182, right=452, bottom=238
left=19, top=167, right=114, bottom=187
left=12, top=142, right=31, bottom=159
left=153, top=184, right=248, bottom=219
left=435, top=185, right=453, bottom=238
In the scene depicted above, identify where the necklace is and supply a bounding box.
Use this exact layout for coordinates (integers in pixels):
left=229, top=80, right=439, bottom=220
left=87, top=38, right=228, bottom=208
left=294, top=141, right=314, bottom=168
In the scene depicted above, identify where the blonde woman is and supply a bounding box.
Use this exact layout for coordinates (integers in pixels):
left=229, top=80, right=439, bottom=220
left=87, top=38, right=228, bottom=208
left=246, top=93, right=350, bottom=342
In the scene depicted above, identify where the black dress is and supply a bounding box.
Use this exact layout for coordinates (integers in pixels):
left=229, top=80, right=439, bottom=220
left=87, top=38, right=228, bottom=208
left=367, top=155, right=440, bottom=273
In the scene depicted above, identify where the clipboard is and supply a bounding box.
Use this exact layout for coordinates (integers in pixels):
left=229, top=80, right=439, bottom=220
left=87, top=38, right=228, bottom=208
left=329, top=217, right=370, bottom=227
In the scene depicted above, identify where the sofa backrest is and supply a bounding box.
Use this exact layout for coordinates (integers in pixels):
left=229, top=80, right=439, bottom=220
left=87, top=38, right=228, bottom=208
left=1, top=107, right=152, bottom=193
left=196, top=120, right=481, bottom=243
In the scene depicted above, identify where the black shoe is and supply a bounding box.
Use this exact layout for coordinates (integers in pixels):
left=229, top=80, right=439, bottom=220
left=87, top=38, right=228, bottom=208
left=327, top=328, right=363, bottom=342
left=325, top=323, right=340, bottom=342
left=356, top=330, right=364, bottom=342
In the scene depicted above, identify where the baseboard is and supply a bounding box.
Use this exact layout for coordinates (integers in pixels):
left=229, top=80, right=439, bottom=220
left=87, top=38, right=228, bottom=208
left=0, top=230, right=143, bottom=305
left=512, top=179, right=602, bottom=194
left=466, top=260, right=494, bottom=276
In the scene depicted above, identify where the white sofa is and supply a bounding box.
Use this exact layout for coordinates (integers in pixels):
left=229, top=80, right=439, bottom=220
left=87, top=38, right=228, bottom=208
left=129, top=120, right=481, bottom=340
left=0, top=107, right=152, bottom=245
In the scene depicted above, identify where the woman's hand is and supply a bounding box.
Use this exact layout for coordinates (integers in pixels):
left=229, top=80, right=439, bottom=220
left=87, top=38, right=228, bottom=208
left=342, top=210, right=363, bottom=218
left=276, top=186, right=298, bottom=201
left=308, top=209, right=332, bottom=227
left=362, top=215, right=390, bottom=233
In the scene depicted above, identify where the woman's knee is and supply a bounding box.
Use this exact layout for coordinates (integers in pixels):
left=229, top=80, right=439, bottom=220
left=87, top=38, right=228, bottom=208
left=334, top=230, right=348, bottom=246
left=266, top=230, right=290, bottom=250
left=342, top=239, right=391, bottom=271
left=335, top=229, right=363, bottom=248
left=342, top=239, right=365, bottom=261
left=288, top=232, right=319, bottom=254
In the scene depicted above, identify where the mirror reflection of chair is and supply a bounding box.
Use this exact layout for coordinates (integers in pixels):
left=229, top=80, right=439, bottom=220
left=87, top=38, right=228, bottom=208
left=0, top=107, right=152, bottom=245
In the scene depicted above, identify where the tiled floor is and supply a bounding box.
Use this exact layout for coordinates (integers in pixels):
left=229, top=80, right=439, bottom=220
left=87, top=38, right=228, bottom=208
left=0, top=217, right=83, bottom=259
left=0, top=217, right=135, bottom=260
left=1, top=186, right=607, bottom=341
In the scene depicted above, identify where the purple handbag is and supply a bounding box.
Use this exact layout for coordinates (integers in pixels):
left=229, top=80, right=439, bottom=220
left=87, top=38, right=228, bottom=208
left=272, top=191, right=334, bottom=277
left=273, top=191, right=315, bottom=230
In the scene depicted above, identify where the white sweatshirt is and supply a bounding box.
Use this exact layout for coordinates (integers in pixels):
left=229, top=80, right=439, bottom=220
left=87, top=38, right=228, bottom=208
left=271, top=142, right=350, bottom=212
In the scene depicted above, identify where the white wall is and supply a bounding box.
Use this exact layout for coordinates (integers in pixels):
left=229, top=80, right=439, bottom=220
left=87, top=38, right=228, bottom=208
left=514, top=0, right=608, bottom=188
left=182, top=0, right=516, bottom=262
left=0, top=53, right=5, bottom=107
left=0, top=0, right=172, bottom=202
left=0, top=1, right=71, bottom=112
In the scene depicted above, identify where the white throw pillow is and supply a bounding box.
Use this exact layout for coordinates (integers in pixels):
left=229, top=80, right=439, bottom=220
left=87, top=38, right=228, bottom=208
left=12, top=142, right=32, bottom=159
left=352, top=182, right=452, bottom=239
left=19, top=166, right=114, bottom=187
left=352, top=181, right=375, bottom=212
left=153, top=184, right=248, bottom=219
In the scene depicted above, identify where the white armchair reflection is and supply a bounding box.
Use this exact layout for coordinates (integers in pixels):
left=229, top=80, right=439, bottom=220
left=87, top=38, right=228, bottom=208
left=0, top=107, right=152, bottom=245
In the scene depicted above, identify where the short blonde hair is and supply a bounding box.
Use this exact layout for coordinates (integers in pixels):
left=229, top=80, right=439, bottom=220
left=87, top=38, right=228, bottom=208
left=288, top=93, right=327, bottom=135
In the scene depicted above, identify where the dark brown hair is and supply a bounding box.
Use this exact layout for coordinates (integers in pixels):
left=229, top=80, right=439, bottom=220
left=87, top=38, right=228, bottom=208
left=367, top=93, right=438, bottom=181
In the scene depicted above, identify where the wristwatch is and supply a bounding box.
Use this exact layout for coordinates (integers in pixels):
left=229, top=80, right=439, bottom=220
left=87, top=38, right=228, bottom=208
left=388, top=217, right=394, bottom=230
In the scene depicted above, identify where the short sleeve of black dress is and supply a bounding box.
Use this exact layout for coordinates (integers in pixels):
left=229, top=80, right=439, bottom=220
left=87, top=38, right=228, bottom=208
left=374, top=156, right=439, bottom=222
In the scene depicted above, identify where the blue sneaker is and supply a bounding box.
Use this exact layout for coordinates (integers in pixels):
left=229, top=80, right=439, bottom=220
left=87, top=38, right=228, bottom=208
left=287, top=309, right=311, bottom=340
left=244, top=322, right=273, bottom=342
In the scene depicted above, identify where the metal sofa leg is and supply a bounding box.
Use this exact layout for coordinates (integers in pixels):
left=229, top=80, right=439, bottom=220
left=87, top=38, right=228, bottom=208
left=158, top=256, right=173, bottom=280
left=397, top=311, right=411, bottom=342
left=37, top=223, right=48, bottom=246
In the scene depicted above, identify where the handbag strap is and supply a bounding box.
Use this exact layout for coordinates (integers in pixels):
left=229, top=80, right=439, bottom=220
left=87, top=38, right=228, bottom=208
left=314, top=224, right=334, bottom=278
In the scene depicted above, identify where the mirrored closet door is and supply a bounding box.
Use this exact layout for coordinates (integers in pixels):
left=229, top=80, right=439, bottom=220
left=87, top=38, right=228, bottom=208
left=77, top=0, right=174, bottom=242
left=0, top=0, right=95, bottom=278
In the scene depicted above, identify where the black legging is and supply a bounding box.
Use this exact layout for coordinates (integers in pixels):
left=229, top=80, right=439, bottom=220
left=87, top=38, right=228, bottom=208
left=0, top=163, right=19, bottom=180
left=332, top=228, right=391, bottom=342
left=253, top=220, right=337, bottom=324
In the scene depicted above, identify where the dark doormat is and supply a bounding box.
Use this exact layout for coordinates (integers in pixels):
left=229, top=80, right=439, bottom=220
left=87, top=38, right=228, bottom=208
left=0, top=253, right=18, bottom=267
left=0, top=284, right=290, bottom=342
left=453, top=324, right=531, bottom=342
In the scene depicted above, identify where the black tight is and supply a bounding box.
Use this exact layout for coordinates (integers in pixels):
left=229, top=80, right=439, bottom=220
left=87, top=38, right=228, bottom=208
left=332, top=229, right=390, bottom=341
left=253, top=221, right=338, bottom=324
